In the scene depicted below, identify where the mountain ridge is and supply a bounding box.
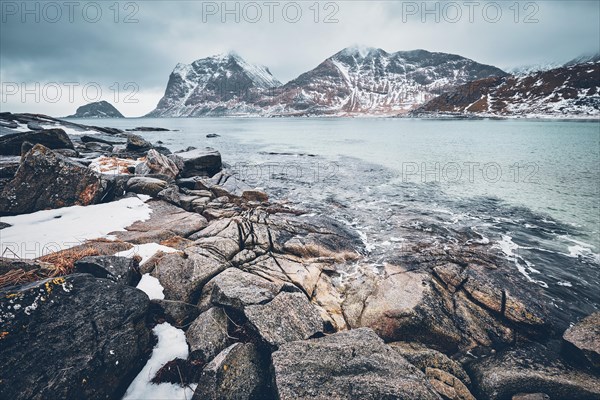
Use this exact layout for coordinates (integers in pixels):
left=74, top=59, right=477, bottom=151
left=148, top=47, right=508, bottom=117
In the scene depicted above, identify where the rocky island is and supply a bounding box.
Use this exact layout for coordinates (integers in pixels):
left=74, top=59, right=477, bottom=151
left=66, top=101, right=125, bottom=119
left=0, top=112, right=599, bottom=400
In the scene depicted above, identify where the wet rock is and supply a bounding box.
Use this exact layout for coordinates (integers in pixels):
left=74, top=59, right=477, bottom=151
left=126, top=126, right=170, bottom=132
left=152, top=250, right=227, bottom=303
left=0, top=274, right=151, bottom=400
left=84, top=141, right=113, bottom=152
left=0, top=145, right=106, bottom=215
left=467, top=342, right=600, bottom=400
left=563, top=312, right=600, bottom=369
left=242, top=190, right=268, bottom=203
left=74, top=255, right=141, bottom=286
left=126, top=133, right=152, bottom=152
left=186, top=307, right=232, bottom=364
left=150, top=299, right=200, bottom=328
left=26, top=122, right=43, bottom=130
left=512, top=394, right=550, bottom=400
left=344, top=266, right=462, bottom=352
left=271, top=328, right=440, bottom=400
left=135, top=149, right=179, bottom=179
left=192, top=342, right=270, bottom=400
left=0, top=119, right=18, bottom=129
left=80, top=135, right=123, bottom=145
left=0, top=128, right=74, bottom=155
left=244, top=291, right=323, bottom=347
left=177, top=147, right=222, bottom=178
left=126, top=176, right=168, bottom=197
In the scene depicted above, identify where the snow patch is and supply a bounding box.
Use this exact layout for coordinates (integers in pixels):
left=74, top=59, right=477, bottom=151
left=136, top=274, right=166, bottom=300
left=0, top=196, right=152, bottom=259
left=123, top=322, right=195, bottom=400
left=115, top=243, right=178, bottom=266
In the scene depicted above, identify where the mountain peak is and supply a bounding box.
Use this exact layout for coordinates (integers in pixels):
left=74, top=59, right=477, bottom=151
left=337, top=46, right=386, bottom=59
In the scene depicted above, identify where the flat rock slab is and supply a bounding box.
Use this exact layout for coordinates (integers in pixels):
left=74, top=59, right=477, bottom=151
left=271, top=328, right=440, bottom=400
left=244, top=291, right=323, bottom=347
left=0, top=128, right=74, bottom=155
left=0, top=274, right=151, bottom=400
left=209, top=267, right=288, bottom=312
left=113, top=200, right=207, bottom=243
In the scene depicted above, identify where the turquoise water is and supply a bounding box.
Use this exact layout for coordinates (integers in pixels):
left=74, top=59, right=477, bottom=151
left=74, top=117, right=600, bottom=248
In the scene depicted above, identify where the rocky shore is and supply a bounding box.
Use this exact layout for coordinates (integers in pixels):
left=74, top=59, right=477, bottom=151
left=0, top=113, right=599, bottom=400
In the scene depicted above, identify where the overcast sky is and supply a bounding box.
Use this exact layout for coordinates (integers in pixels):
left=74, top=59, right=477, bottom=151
left=1, top=0, right=599, bottom=117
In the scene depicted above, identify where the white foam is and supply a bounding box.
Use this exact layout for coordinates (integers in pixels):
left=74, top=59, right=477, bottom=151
left=494, top=234, right=548, bottom=288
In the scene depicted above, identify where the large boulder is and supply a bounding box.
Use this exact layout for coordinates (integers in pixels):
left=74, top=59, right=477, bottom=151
left=126, top=176, right=168, bottom=197
left=563, top=312, right=600, bottom=369
left=467, top=343, right=600, bottom=400
left=126, top=133, right=152, bottom=152
left=271, top=328, right=440, bottom=399
left=177, top=147, right=222, bottom=178
left=151, top=250, right=227, bottom=303
left=0, top=274, right=151, bottom=400
left=0, top=144, right=106, bottom=215
left=244, top=291, right=323, bottom=347
left=0, top=128, right=74, bottom=155
left=135, top=149, right=179, bottom=179
left=343, top=266, right=463, bottom=352
left=208, top=267, right=289, bottom=312
left=192, top=342, right=271, bottom=400
left=186, top=307, right=232, bottom=364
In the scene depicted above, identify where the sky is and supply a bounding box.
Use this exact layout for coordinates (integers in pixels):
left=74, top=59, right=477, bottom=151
left=1, top=0, right=599, bottom=117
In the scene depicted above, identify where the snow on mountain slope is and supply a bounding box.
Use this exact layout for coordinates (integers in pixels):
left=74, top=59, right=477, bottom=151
left=147, top=48, right=507, bottom=117
left=413, top=60, right=600, bottom=118
left=148, top=53, right=281, bottom=117
left=262, top=47, right=507, bottom=116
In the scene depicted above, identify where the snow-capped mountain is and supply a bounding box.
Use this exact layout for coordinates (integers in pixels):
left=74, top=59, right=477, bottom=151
left=260, top=47, right=507, bottom=116
left=148, top=52, right=281, bottom=117
left=413, top=59, right=600, bottom=118
left=148, top=47, right=507, bottom=117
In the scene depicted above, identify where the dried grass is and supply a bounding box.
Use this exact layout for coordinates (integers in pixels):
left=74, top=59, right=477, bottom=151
left=0, top=268, right=42, bottom=289
left=38, top=247, right=100, bottom=277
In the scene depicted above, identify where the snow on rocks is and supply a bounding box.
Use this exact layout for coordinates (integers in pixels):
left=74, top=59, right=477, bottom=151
left=1, top=195, right=152, bottom=259
left=123, top=322, right=195, bottom=400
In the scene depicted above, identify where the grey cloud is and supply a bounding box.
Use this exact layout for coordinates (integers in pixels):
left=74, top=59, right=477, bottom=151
left=1, top=0, right=598, bottom=116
